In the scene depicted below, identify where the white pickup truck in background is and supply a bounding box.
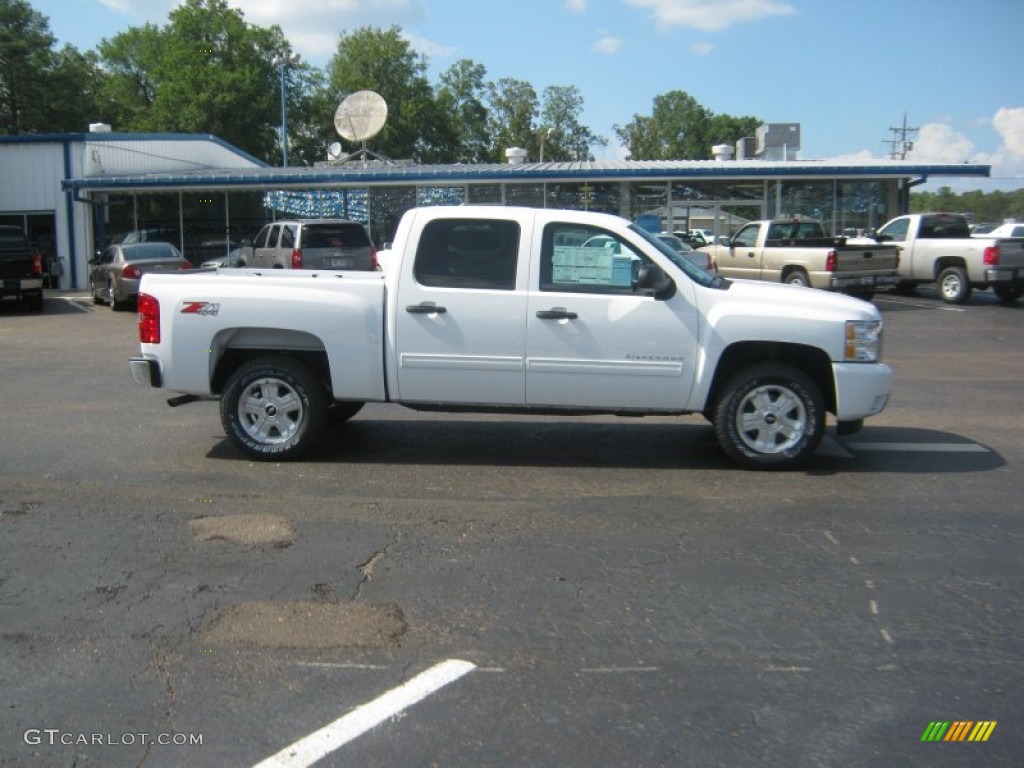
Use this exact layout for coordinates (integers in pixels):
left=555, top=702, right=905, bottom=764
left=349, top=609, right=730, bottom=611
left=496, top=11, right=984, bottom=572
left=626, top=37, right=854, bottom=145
left=129, top=205, right=892, bottom=470
left=700, top=219, right=901, bottom=299
left=864, top=212, right=1024, bottom=304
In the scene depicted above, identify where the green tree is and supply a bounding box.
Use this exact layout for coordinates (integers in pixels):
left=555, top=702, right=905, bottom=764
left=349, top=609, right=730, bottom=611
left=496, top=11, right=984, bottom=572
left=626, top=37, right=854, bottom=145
left=98, top=0, right=289, bottom=161
left=435, top=59, right=490, bottom=163
left=538, top=84, right=605, bottom=161
left=322, top=26, right=436, bottom=160
left=0, top=0, right=103, bottom=133
left=486, top=77, right=538, bottom=161
left=614, top=90, right=758, bottom=160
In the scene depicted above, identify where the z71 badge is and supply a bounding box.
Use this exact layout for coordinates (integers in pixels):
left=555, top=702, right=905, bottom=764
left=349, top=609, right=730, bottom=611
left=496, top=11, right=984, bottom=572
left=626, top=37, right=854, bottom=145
left=180, top=301, right=220, bottom=316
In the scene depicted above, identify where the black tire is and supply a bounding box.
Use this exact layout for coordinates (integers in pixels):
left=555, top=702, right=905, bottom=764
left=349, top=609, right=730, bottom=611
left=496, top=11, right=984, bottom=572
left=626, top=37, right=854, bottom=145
left=845, top=288, right=875, bottom=302
left=713, top=362, right=825, bottom=470
left=25, top=293, right=43, bottom=312
left=220, top=356, right=328, bottom=460
left=937, top=266, right=971, bottom=304
left=328, top=401, right=364, bottom=423
left=784, top=269, right=810, bottom=288
left=892, top=281, right=917, bottom=295
left=108, top=279, right=125, bottom=311
left=994, top=286, right=1023, bottom=304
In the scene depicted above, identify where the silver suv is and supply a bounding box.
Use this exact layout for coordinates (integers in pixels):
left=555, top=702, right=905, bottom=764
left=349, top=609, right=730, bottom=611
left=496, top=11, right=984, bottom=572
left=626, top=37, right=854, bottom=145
left=249, top=219, right=376, bottom=270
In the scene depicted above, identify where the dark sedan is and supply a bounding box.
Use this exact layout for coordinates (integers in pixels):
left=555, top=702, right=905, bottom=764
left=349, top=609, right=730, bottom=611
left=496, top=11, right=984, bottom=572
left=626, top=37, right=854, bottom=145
left=89, top=242, right=191, bottom=310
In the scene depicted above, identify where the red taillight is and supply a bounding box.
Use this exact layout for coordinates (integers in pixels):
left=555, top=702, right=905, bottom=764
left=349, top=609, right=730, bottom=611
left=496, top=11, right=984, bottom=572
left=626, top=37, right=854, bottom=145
left=984, top=245, right=1000, bottom=266
left=371, top=245, right=379, bottom=271
left=825, top=249, right=838, bottom=272
left=31, top=254, right=43, bottom=275
left=138, top=293, right=160, bottom=344
left=122, top=265, right=142, bottom=279
left=178, top=261, right=192, bottom=270
left=291, top=248, right=303, bottom=269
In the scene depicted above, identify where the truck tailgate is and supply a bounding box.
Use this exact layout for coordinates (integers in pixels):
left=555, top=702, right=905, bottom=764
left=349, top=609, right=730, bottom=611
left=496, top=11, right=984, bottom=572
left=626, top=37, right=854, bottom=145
left=994, top=238, right=1024, bottom=267
left=833, top=244, right=900, bottom=274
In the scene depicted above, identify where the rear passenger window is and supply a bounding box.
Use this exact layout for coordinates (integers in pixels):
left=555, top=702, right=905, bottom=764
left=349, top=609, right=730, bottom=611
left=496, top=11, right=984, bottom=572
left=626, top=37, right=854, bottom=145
left=303, top=224, right=368, bottom=249
left=539, top=223, right=645, bottom=294
left=414, top=219, right=519, bottom=290
left=280, top=225, right=296, bottom=248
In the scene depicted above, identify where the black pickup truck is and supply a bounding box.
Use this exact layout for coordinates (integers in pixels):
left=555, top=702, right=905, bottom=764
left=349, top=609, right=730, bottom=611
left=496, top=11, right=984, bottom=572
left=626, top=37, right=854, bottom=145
left=0, top=226, right=44, bottom=311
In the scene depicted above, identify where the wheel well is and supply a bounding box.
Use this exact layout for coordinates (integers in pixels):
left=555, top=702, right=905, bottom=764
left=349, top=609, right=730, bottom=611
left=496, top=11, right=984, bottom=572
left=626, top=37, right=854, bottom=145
left=933, top=256, right=966, bottom=279
left=707, top=342, right=835, bottom=414
left=212, top=348, right=332, bottom=395
left=781, top=266, right=807, bottom=279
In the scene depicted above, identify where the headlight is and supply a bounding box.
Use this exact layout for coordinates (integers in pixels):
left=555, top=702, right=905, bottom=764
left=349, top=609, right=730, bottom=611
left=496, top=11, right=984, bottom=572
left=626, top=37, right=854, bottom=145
left=844, top=320, right=883, bottom=362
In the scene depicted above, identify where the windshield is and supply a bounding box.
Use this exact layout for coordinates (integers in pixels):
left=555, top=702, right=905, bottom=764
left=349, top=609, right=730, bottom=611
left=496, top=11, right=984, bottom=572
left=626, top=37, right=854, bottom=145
left=630, top=225, right=725, bottom=288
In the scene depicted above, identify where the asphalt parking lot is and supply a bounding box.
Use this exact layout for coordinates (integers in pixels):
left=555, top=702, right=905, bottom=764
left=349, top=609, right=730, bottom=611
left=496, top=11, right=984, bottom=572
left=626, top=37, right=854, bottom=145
left=1, top=287, right=1022, bottom=767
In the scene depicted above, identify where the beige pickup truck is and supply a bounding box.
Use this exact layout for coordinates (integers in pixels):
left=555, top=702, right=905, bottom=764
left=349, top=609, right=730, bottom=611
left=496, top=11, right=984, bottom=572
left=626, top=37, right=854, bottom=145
left=701, top=219, right=901, bottom=299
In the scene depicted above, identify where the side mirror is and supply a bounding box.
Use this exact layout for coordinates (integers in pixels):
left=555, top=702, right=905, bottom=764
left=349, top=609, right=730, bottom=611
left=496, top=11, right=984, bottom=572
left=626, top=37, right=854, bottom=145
left=873, top=234, right=891, bottom=243
left=636, top=264, right=675, bottom=299
left=718, top=237, right=732, bottom=248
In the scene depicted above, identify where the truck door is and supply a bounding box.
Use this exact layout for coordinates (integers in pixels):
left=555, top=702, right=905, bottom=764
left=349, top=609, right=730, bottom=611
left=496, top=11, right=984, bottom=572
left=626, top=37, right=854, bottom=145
left=250, top=224, right=275, bottom=268
left=874, top=216, right=913, bottom=277
left=524, top=222, right=699, bottom=411
left=716, top=222, right=761, bottom=281
left=394, top=217, right=529, bottom=405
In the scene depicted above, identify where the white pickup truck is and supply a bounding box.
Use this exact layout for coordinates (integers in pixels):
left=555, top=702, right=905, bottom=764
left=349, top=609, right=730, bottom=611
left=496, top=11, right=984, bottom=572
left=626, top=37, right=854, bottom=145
left=865, top=212, right=1024, bottom=304
left=701, top=219, right=901, bottom=299
left=129, top=206, right=892, bottom=470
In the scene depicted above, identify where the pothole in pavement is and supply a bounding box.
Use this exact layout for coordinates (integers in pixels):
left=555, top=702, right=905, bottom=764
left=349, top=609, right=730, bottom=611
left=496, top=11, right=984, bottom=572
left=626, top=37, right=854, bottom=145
left=190, top=513, right=295, bottom=548
left=202, top=601, right=407, bottom=649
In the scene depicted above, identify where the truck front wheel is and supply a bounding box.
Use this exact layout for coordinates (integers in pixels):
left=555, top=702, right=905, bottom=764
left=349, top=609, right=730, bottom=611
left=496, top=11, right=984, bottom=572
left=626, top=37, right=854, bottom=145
left=937, top=266, right=971, bottom=304
left=221, top=356, right=328, bottom=460
left=713, top=362, right=824, bottom=470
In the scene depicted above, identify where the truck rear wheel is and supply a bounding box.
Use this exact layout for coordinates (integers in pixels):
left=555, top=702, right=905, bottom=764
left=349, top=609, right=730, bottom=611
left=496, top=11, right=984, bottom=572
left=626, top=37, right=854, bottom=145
left=937, top=266, right=971, bottom=304
left=713, top=362, right=824, bottom=470
left=783, top=269, right=810, bottom=287
left=221, top=356, right=328, bottom=460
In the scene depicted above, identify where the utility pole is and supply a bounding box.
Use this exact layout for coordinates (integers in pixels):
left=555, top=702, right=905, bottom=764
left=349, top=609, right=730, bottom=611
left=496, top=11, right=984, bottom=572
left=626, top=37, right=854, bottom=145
left=883, top=112, right=919, bottom=160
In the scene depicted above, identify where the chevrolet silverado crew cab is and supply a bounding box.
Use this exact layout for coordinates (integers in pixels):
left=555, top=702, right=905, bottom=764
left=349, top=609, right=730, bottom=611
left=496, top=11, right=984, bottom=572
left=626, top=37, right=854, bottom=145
left=701, top=218, right=901, bottom=299
left=864, top=212, right=1024, bottom=303
left=129, top=206, right=892, bottom=470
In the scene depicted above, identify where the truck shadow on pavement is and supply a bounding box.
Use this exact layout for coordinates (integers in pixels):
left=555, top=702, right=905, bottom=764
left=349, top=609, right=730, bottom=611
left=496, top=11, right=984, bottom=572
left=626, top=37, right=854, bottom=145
left=206, top=419, right=1005, bottom=474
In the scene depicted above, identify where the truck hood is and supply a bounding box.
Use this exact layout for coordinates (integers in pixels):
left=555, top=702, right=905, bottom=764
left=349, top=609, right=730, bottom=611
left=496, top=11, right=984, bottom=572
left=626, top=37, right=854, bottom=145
left=712, top=278, right=881, bottom=321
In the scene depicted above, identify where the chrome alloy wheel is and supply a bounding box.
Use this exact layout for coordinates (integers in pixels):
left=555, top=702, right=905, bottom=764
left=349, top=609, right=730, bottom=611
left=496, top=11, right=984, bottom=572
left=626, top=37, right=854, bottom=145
left=237, top=376, right=305, bottom=445
left=734, top=383, right=808, bottom=455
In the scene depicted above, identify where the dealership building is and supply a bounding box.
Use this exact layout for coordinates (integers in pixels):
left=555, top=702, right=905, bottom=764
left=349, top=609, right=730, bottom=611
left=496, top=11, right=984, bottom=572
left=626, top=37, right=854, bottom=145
left=0, top=129, right=990, bottom=291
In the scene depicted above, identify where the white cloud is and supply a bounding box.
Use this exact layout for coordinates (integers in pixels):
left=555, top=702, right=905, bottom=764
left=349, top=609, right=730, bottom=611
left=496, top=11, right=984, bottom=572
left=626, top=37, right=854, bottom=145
left=625, top=0, right=795, bottom=32
left=909, top=123, right=977, bottom=164
left=992, top=107, right=1024, bottom=156
left=592, top=31, right=623, bottom=54
left=565, top=0, right=588, bottom=11
left=689, top=41, right=714, bottom=55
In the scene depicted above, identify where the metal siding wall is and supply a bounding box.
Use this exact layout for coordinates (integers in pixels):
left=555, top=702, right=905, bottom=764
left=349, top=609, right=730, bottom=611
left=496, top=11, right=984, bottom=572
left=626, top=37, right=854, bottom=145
left=0, top=144, right=64, bottom=211
left=84, top=139, right=262, bottom=177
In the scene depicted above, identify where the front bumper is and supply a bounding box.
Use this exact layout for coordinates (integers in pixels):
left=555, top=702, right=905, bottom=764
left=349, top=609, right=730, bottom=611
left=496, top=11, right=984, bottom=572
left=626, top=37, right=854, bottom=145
left=129, top=357, right=162, bottom=387
left=832, top=362, right=891, bottom=421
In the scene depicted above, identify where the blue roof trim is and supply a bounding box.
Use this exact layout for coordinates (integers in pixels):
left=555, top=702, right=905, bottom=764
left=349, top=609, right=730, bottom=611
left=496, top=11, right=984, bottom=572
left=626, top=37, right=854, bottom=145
left=1, top=132, right=268, bottom=168
left=61, top=159, right=990, bottom=192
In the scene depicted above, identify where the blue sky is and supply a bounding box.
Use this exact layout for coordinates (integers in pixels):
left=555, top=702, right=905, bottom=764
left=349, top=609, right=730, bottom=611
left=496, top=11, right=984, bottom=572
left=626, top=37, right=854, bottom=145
left=28, top=0, right=1024, bottom=191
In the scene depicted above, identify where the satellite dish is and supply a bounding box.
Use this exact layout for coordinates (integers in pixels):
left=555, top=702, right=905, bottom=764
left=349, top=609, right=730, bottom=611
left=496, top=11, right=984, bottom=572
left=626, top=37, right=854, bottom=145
left=334, top=91, right=388, bottom=143
left=328, top=141, right=343, bottom=159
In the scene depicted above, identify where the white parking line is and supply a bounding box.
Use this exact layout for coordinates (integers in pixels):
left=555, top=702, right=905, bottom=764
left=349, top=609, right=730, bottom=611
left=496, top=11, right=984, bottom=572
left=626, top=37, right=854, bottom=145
left=845, top=442, right=989, bottom=453
left=252, top=658, right=476, bottom=768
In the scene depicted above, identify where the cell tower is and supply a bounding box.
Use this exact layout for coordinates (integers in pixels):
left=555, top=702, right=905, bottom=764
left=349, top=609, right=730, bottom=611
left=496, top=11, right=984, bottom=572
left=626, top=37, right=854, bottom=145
left=884, top=113, right=919, bottom=160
